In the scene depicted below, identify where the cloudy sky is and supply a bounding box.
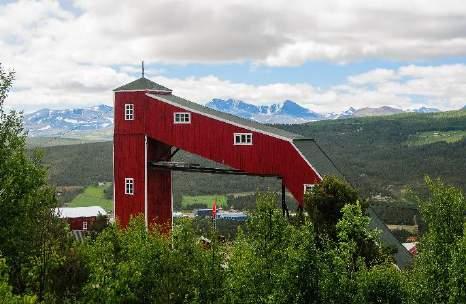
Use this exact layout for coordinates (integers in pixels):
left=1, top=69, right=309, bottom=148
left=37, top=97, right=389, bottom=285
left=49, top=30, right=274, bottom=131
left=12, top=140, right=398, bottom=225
left=1, top=0, right=466, bottom=113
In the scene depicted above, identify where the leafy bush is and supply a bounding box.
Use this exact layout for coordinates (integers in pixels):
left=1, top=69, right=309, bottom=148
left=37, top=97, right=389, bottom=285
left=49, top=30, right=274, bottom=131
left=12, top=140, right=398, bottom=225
left=408, top=177, right=466, bottom=304
left=305, top=176, right=360, bottom=240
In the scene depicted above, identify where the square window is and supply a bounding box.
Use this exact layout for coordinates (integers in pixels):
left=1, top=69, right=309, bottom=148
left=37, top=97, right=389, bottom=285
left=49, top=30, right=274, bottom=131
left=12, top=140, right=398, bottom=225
left=125, top=178, right=134, bottom=195
left=234, top=133, right=253, bottom=145
left=174, top=112, right=191, bottom=124
left=125, top=104, right=134, bottom=120
left=304, top=184, right=315, bottom=194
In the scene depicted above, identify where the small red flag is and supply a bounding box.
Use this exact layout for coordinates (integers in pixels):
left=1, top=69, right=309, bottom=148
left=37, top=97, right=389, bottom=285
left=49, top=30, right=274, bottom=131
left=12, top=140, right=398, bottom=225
left=212, top=199, right=217, bottom=219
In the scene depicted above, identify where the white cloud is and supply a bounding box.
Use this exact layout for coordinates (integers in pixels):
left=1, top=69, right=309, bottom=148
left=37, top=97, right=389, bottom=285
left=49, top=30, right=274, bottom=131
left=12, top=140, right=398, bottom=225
left=1, top=1, right=466, bottom=113
left=3, top=0, right=466, bottom=66
left=6, top=63, right=466, bottom=113
left=348, top=69, right=399, bottom=85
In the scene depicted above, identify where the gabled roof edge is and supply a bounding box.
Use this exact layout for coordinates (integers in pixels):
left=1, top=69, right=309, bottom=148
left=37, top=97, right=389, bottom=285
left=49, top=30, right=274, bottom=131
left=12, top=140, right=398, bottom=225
left=146, top=93, right=302, bottom=142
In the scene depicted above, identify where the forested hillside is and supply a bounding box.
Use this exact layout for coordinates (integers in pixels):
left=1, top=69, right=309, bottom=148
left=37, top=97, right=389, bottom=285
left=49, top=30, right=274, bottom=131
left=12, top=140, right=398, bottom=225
left=37, top=109, right=466, bottom=200
left=279, top=109, right=466, bottom=197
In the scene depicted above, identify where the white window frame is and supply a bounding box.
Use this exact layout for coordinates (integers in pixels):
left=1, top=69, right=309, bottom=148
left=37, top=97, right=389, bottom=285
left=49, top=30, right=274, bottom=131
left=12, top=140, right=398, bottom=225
left=234, top=133, right=253, bottom=145
left=82, top=221, right=88, bottom=230
left=125, top=178, right=134, bottom=195
left=125, top=104, right=134, bottom=120
left=174, top=112, right=191, bottom=124
left=304, top=184, right=315, bottom=194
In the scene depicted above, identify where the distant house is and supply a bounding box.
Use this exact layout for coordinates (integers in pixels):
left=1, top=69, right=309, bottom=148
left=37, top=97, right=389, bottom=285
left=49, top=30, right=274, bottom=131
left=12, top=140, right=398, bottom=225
left=194, top=208, right=248, bottom=221
left=217, top=211, right=248, bottom=221
left=55, top=206, right=107, bottom=231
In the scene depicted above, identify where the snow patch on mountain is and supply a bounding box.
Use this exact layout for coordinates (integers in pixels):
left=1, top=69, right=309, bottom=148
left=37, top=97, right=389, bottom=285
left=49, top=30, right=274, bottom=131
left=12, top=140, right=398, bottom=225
left=24, top=104, right=113, bottom=137
left=206, top=98, right=321, bottom=124
left=24, top=99, right=452, bottom=138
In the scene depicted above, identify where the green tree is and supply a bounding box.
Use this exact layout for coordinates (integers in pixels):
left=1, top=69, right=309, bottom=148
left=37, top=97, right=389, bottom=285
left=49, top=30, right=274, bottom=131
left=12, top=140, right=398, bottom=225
left=318, top=202, right=395, bottom=303
left=0, top=63, right=71, bottom=301
left=89, top=213, right=109, bottom=234
left=224, top=193, right=320, bottom=304
left=0, top=256, right=37, bottom=304
left=448, top=226, right=466, bottom=303
left=304, top=176, right=359, bottom=240
left=336, top=202, right=386, bottom=268
left=409, top=177, right=466, bottom=304
left=82, top=216, right=222, bottom=304
left=355, top=265, right=407, bottom=304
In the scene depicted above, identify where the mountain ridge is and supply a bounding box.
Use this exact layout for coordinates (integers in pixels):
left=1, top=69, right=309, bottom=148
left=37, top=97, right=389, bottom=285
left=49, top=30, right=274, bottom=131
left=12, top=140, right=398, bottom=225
left=24, top=100, right=457, bottom=137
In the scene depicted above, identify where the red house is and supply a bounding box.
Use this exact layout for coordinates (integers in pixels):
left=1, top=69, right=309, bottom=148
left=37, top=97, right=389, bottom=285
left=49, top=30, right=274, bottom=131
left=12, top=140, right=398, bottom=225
left=55, top=206, right=107, bottom=231
left=113, top=76, right=333, bottom=229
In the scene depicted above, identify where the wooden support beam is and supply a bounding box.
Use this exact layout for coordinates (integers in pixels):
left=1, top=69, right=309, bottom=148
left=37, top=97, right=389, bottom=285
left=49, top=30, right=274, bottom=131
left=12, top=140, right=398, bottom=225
left=169, top=147, right=180, bottom=159
left=281, top=179, right=289, bottom=218
left=149, top=161, right=281, bottom=178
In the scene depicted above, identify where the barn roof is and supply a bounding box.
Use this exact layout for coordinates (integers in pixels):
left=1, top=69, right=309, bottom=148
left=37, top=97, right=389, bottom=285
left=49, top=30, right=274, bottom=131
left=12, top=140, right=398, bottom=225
left=367, top=208, right=413, bottom=268
left=292, top=138, right=343, bottom=178
left=55, top=206, right=107, bottom=218
left=114, top=77, right=172, bottom=92
left=148, top=92, right=303, bottom=140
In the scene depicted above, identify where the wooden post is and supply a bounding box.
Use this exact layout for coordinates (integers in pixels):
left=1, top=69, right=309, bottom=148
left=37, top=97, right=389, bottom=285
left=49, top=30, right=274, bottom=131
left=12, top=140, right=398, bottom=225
left=281, top=179, right=289, bottom=218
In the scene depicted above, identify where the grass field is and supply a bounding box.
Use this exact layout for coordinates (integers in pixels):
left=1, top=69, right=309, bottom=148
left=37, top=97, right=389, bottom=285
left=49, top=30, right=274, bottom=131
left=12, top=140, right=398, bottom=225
left=68, top=183, right=113, bottom=212
left=181, top=195, right=227, bottom=209
left=406, top=130, right=466, bottom=146
left=27, top=137, right=93, bottom=148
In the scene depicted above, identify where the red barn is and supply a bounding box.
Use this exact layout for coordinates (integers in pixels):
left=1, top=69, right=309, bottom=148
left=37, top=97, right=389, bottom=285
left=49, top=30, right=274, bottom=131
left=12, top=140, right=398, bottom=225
left=55, top=206, right=107, bottom=231
left=113, top=76, right=335, bottom=229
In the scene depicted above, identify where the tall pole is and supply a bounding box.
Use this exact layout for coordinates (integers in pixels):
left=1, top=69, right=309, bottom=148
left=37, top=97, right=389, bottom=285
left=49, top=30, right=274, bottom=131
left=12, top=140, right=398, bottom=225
left=281, top=179, right=289, bottom=218
left=142, top=60, right=145, bottom=78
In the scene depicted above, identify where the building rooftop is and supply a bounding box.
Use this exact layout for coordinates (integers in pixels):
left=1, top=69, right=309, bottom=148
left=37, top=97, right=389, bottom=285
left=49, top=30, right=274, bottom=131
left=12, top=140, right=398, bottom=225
left=367, top=207, right=413, bottom=268
left=55, top=206, right=107, bottom=219
left=114, top=77, right=172, bottom=92
left=292, top=138, right=344, bottom=178
left=148, top=92, right=303, bottom=140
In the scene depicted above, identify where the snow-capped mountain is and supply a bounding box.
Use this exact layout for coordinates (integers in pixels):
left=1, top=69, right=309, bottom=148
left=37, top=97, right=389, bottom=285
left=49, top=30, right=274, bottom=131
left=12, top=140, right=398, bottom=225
left=206, top=98, right=322, bottom=123
left=412, top=107, right=440, bottom=113
left=24, top=104, right=113, bottom=137
left=324, top=107, right=357, bottom=119
left=347, top=106, right=404, bottom=118
left=23, top=100, right=451, bottom=138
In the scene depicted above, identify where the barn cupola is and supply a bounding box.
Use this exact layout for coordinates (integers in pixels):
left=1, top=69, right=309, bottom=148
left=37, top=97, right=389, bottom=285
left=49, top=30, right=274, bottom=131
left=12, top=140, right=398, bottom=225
left=113, top=77, right=172, bottom=95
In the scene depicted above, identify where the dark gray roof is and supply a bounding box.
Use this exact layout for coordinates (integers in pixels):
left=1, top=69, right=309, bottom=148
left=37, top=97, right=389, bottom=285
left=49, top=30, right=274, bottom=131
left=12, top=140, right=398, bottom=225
left=148, top=92, right=303, bottom=140
left=114, top=77, right=172, bottom=92
left=367, top=207, right=413, bottom=268
left=292, top=139, right=343, bottom=178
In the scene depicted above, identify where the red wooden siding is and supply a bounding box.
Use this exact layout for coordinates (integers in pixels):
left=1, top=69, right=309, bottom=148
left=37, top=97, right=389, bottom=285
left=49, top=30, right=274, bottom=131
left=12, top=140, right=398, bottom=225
left=113, top=134, right=146, bottom=227
left=114, top=84, right=321, bottom=229
left=114, top=91, right=146, bottom=135
left=147, top=138, right=172, bottom=230
left=144, top=96, right=320, bottom=204
left=66, top=217, right=96, bottom=231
